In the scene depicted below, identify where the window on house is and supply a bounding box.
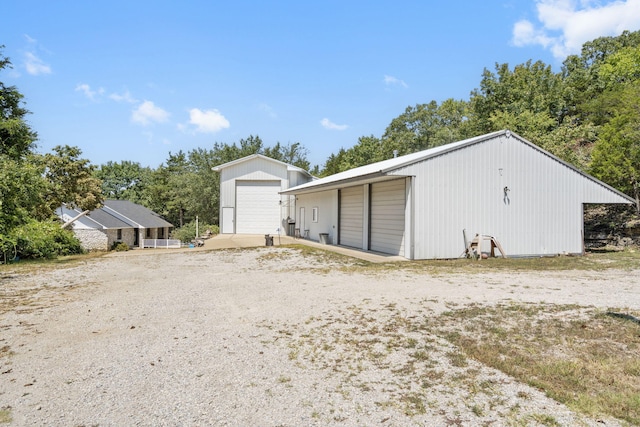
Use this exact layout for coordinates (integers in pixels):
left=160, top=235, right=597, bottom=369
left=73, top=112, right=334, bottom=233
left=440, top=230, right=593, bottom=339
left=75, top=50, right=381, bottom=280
left=146, top=228, right=151, bottom=238
left=312, top=207, right=319, bottom=223
left=159, top=228, right=164, bottom=238
left=117, top=229, right=122, bottom=240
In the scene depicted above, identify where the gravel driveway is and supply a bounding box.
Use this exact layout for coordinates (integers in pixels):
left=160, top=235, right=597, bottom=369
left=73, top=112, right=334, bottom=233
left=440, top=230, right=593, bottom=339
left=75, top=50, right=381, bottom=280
left=1, top=247, right=638, bottom=426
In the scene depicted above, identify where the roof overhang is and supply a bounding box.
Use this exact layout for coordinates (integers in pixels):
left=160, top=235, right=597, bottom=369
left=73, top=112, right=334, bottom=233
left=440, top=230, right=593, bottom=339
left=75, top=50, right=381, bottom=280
left=280, top=172, right=412, bottom=195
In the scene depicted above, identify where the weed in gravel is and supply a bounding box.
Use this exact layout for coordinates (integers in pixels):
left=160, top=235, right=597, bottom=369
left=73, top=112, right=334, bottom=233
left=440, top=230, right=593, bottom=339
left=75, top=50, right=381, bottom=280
left=0, top=407, right=11, bottom=424
left=526, top=413, right=561, bottom=426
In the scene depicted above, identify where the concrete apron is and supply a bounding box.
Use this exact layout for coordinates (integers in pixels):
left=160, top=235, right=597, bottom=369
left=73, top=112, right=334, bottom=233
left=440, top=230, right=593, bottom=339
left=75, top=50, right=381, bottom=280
left=205, top=234, right=407, bottom=264
left=112, top=234, right=406, bottom=264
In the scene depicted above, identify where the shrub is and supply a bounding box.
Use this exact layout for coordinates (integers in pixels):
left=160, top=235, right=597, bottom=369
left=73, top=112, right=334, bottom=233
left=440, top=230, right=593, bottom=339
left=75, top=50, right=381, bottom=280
left=171, top=221, right=218, bottom=242
left=111, top=241, right=129, bottom=252
left=10, top=220, right=83, bottom=259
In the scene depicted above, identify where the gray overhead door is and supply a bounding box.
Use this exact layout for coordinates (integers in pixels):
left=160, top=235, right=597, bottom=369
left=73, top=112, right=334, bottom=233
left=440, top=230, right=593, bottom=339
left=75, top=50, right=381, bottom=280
left=236, top=181, right=281, bottom=234
left=370, top=179, right=406, bottom=256
left=339, top=185, right=364, bottom=249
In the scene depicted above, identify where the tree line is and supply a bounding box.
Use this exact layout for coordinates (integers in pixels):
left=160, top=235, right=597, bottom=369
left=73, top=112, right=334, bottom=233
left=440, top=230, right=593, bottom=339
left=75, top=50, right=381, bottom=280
left=1, top=31, right=639, bottom=258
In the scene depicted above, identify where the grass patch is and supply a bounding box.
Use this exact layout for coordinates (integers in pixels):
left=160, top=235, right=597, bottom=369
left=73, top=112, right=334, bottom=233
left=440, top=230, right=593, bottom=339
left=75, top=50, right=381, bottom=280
left=0, top=251, right=106, bottom=276
left=431, top=303, right=640, bottom=425
left=287, top=245, right=640, bottom=274
left=0, top=408, right=11, bottom=424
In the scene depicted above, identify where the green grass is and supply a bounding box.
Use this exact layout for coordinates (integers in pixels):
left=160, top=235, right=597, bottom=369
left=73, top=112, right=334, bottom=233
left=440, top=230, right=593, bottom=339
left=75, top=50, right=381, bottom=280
left=431, top=303, right=640, bottom=425
left=288, top=245, right=640, bottom=274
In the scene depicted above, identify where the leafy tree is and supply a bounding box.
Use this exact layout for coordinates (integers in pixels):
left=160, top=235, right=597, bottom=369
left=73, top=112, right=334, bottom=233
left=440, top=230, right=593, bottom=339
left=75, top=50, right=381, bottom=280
left=263, top=141, right=311, bottom=171
left=143, top=151, right=191, bottom=227
left=0, top=50, right=45, bottom=236
left=0, top=47, right=37, bottom=160
left=321, top=148, right=348, bottom=176
left=94, top=160, right=151, bottom=201
left=185, top=148, right=220, bottom=225
left=561, top=30, right=640, bottom=121
left=0, top=155, right=47, bottom=235
left=590, top=82, right=640, bottom=212
left=42, top=145, right=103, bottom=213
left=381, top=99, right=472, bottom=156
left=469, top=60, right=565, bottom=140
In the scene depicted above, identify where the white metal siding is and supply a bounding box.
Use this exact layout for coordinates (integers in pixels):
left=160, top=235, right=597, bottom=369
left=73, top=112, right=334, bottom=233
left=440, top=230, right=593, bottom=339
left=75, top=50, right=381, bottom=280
left=296, top=190, right=338, bottom=244
left=218, top=158, right=289, bottom=230
left=236, top=181, right=281, bottom=234
left=339, top=186, right=364, bottom=248
left=370, top=179, right=406, bottom=256
left=387, top=133, right=627, bottom=259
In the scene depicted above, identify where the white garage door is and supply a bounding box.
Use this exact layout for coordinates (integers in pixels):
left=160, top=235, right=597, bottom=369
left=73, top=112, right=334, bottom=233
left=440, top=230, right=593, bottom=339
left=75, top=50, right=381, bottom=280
left=370, top=179, right=406, bottom=256
left=236, top=181, right=281, bottom=234
left=339, top=185, right=364, bottom=249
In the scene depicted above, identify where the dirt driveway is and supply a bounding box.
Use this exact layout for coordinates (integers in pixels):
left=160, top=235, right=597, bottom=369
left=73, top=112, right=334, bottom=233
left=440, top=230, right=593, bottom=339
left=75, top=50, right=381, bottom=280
left=1, top=247, right=638, bottom=426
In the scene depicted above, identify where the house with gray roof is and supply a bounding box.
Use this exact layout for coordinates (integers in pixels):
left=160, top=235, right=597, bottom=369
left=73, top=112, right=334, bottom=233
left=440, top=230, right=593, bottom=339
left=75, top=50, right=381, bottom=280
left=60, top=200, right=173, bottom=251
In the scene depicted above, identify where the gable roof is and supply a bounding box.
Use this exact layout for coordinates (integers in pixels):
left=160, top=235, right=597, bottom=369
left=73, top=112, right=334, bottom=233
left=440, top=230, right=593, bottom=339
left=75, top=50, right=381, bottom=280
left=281, top=130, right=634, bottom=204
left=61, top=200, right=173, bottom=230
left=212, top=153, right=312, bottom=177
left=102, top=200, right=174, bottom=228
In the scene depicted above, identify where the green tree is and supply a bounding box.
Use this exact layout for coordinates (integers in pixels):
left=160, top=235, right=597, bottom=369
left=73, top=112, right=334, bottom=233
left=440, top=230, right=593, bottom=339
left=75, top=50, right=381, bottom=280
left=0, top=47, right=37, bottom=160
left=470, top=60, right=565, bottom=139
left=94, top=160, right=152, bottom=201
left=320, top=148, right=348, bottom=176
left=42, top=145, right=104, bottom=213
left=590, top=82, right=640, bottom=212
left=561, top=30, right=640, bottom=121
left=0, top=155, right=47, bottom=235
left=263, top=141, right=311, bottom=171
left=0, top=50, right=45, bottom=235
left=381, top=99, right=471, bottom=156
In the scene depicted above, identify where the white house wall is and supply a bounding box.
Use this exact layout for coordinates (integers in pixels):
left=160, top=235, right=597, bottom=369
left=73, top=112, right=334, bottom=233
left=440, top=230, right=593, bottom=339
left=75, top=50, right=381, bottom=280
left=389, top=133, right=630, bottom=259
left=296, top=190, right=338, bottom=243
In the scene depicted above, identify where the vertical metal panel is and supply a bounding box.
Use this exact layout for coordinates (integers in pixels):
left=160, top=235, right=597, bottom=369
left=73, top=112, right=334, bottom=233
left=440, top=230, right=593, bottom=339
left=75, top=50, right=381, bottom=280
left=339, top=185, right=364, bottom=248
left=389, top=134, right=620, bottom=259
left=369, top=179, right=406, bottom=256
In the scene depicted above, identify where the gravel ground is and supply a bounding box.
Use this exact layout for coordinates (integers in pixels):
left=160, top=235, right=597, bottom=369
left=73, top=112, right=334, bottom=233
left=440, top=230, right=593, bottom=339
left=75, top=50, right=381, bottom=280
left=1, top=247, right=639, bottom=426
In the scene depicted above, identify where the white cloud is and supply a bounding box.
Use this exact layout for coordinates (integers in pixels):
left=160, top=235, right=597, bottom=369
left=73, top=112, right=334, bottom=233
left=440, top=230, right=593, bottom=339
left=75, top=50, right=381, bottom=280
left=22, top=35, right=52, bottom=76
left=384, top=74, right=408, bottom=88
left=75, top=83, right=105, bottom=100
left=188, top=108, right=230, bottom=133
left=512, top=0, right=640, bottom=59
left=132, top=101, right=170, bottom=126
left=24, top=52, right=51, bottom=75
left=320, top=118, right=348, bottom=131
left=109, top=90, right=137, bottom=104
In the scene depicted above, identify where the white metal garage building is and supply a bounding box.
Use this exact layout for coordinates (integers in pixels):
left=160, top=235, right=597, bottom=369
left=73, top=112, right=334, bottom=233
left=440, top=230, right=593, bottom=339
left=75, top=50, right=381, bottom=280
left=281, top=130, right=634, bottom=259
left=213, top=154, right=313, bottom=235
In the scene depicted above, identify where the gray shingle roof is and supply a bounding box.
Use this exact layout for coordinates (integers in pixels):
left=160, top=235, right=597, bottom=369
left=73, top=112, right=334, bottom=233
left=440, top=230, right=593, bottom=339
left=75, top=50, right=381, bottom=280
left=60, top=201, right=173, bottom=230
left=103, top=200, right=174, bottom=228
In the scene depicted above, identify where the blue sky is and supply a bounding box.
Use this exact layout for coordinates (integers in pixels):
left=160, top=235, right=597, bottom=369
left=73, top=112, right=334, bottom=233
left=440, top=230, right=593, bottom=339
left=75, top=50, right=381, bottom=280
left=3, top=0, right=640, bottom=170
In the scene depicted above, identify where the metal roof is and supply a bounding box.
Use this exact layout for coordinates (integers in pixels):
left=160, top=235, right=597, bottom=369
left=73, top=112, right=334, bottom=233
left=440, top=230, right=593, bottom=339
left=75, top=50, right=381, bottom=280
left=212, top=153, right=313, bottom=177
left=281, top=131, right=506, bottom=194
left=280, top=130, right=635, bottom=204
